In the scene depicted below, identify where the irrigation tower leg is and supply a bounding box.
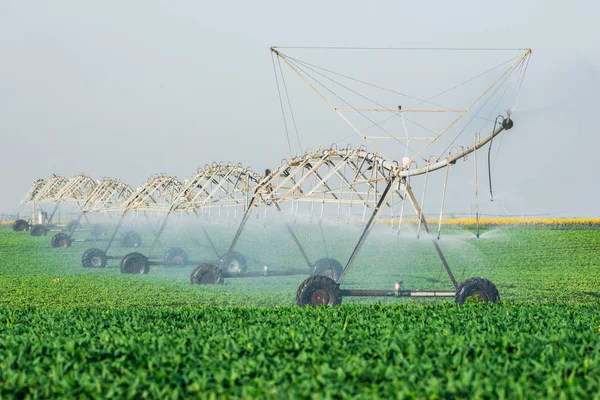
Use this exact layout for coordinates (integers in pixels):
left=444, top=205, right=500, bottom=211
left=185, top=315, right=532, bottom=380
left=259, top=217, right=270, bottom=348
left=220, top=198, right=313, bottom=270
left=219, top=196, right=259, bottom=269
left=202, top=226, right=222, bottom=259
left=104, top=212, right=129, bottom=253
left=337, top=177, right=398, bottom=284
left=67, top=212, right=87, bottom=236
left=403, top=179, right=458, bottom=290
left=147, top=211, right=171, bottom=259
left=46, top=201, right=64, bottom=225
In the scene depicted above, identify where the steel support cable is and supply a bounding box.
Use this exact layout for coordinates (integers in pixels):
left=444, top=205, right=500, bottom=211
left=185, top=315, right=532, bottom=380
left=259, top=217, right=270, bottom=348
left=471, top=60, right=524, bottom=200
left=276, top=56, right=303, bottom=153
left=283, top=55, right=416, bottom=155
left=491, top=58, right=529, bottom=176
left=474, top=61, right=525, bottom=206
left=283, top=54, right=449, bottom=109
left=283, top=56, right=412, bottom=148
left=277, top=53, right=402, bottom=160
left=273, top=46, right=527, bottom=51
left=409, top=55, right=521, bottom=111
left=333, top=112, right=442, bottom=146
left=512, top=54, right=531, bottom=112
left=287, top=54, right=518, bottom=151
left=284, top=53, right=521, bottom=113
left=470, top=73, right=518, bottom=199
left=436, top=69, right=516, bottom=159
left=408, top=51, right=530, bottom=164
left=287, top=55, right=447, bottom=144
left=271, top=52, right=294, bottom=158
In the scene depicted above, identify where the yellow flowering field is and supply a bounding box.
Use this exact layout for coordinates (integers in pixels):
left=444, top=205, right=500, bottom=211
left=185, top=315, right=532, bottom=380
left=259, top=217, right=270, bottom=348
left=384, top=218, right=600, bottom=229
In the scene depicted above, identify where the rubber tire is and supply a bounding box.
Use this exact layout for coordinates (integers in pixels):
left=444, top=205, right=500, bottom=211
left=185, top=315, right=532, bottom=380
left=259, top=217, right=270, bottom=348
left=30, top=224, right=47, bottom=237
left=66, top=220, right=81, bottom=232
left=221, top=251, right=248, bottom=274
left=12, top=219, right=29, bottom=232
left=455, top=277, right=500, bottom=305
left=163, top=247, right=189, bottom=266
left=51, top=233, right=72, bottom=248
left=82, top=248, right=107, bottom=268
left=296, top=275, right=342, bottom=306
left=190, top=263, right=224, bottom=285
left=311, top=258, right=344, bottom=281
left=120, top=231, right=142, bottom=248
left=120, top=252, right=150, bottom=274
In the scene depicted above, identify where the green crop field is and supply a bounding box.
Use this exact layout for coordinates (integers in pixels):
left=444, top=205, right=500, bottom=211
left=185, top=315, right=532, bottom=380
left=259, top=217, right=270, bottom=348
left=1, top=225, right=600, bottom=398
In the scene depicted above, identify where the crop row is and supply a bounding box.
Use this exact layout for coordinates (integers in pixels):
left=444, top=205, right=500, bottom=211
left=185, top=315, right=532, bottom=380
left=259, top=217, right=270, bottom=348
left=0, top=304, right=599, bottom=398
left=3, top=227, right=600, bottom=306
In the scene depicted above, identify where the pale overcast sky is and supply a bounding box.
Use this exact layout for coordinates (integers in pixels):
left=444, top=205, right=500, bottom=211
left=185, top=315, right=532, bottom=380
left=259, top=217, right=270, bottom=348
left=1, top=0, right=598, bottom=216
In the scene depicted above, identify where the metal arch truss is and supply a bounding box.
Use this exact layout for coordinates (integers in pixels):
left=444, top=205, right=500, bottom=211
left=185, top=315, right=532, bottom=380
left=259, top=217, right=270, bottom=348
left=18, top=175, right=69, bottom=224
left=171, top=163, right=260, bottom=214
left=19, top=179, right=46, bottom=206
left=220, top=145, right=460, bottom=288
left=45, top=173, right=98, bottom=224
left=80, top=178, right=135, bottom=214
left=18, top=178, right=46, bottom=222
left=64, top=177, right=135, bottom=238
left=219, top=147, right=403, bottom=275
left=24, top=175, right=69, bottom=206
left=148, top=163, right=262, bottom=259
left=256, top=146, right=399, bottom=212
left=122, top=174, right=183, bottom=213
left=103, top=174, right=183, bottom=253
left=271, top=47, right=531, bottom=166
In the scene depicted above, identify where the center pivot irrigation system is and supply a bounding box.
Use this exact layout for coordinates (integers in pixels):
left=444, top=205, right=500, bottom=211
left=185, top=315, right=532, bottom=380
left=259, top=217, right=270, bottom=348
left=117, top=161, right=348, bottom=283
left=13, top=174, right=97, bottom=236
left=81, top=174, right=182, bottom=271
left=119, top=163, right=261, bottom=276
left=262, top=46, right=532, bottom=306
left=11, top=46, right=532, bottom=307
left=50, top=177, right=135, bottom=248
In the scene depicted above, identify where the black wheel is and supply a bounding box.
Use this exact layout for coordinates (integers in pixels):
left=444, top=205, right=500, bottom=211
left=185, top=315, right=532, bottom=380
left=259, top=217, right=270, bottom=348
left=51, top=233, right=72, bottom=248
left=29, top=224, right=47, bottom=237
left=163, top=247, right=189, bottom=266
left=455, top=277, right=500, bottom=305
left=311, top=258, right=344, bottom=281
left=190, top=263, right=224, bottom=285
left=120, top=252, right=150, bottom=274
left=12, top=219, right=29, bottom=232
left=120, top=231, right=142, bottom=248
left=221, top=251, right=247, bottom=274
left=82, top=248, right=107, bottom=268
left=296, top=275, right=342, bottom=306
left=66, top=220, right=81, bottom=232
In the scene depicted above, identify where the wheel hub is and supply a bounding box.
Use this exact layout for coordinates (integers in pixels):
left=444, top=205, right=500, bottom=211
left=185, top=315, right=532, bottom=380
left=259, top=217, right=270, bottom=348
left=91, top=257, right=102, bottom=267
left=468, top=290, right=489, bottom=302
left=226, top=260, right=241, bottom=273
left=310, top=289, right=330, bottom=305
